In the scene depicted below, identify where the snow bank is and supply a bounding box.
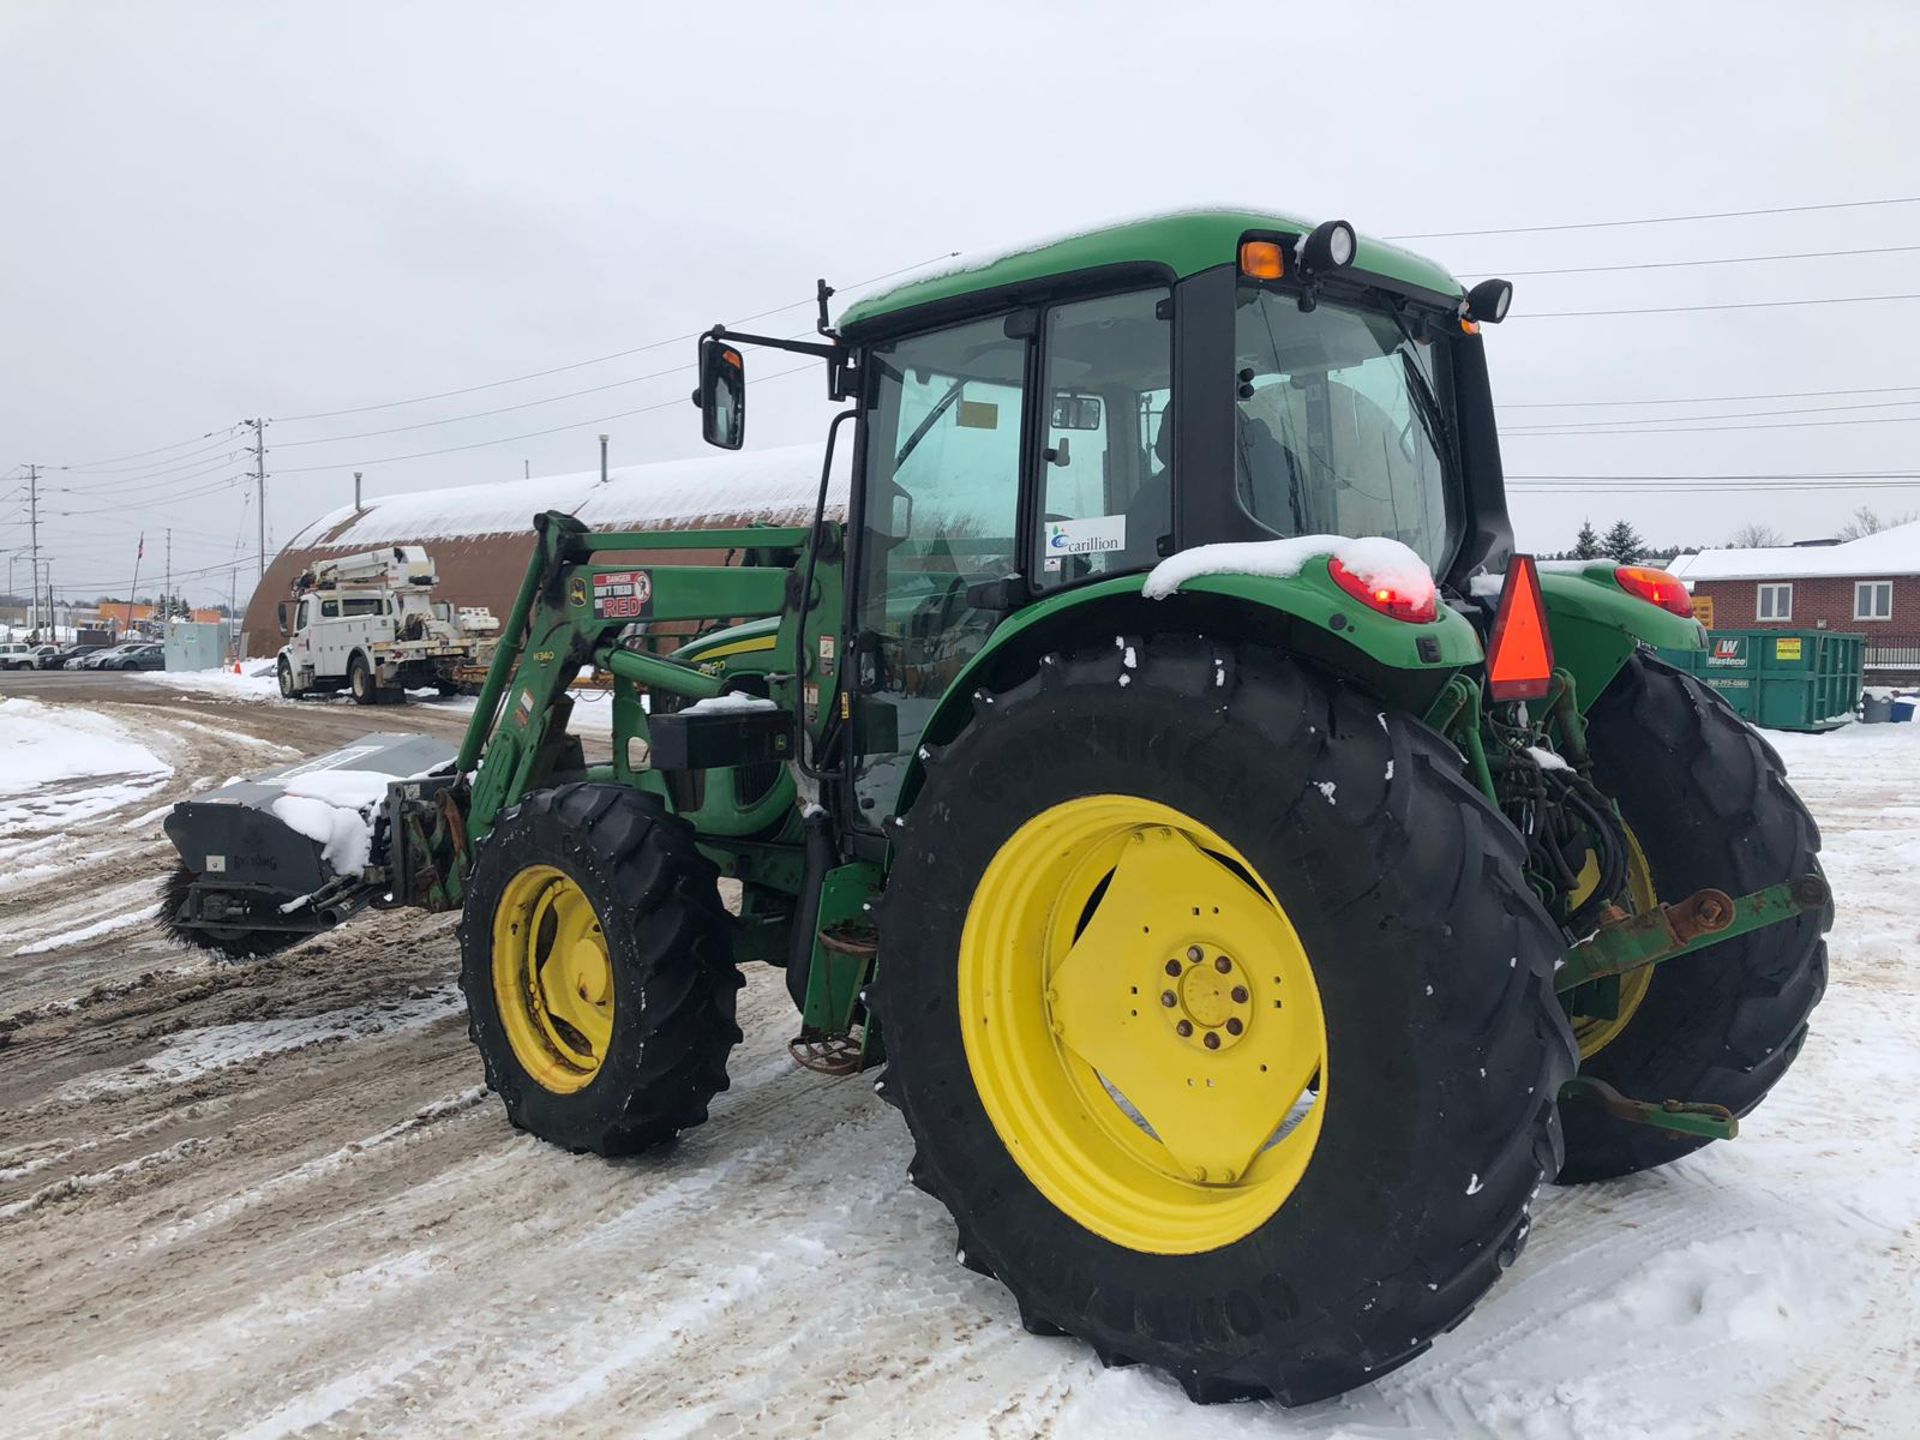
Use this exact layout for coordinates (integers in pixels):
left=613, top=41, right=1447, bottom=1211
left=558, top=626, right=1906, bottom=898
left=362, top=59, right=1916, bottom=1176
left=127, top=668, right=284, bottom=703
left=0, top=697, right=172, bottom=797
left=287, top=442, right=850, bottom=551
left=1142, top=534, right=1436, bottom=607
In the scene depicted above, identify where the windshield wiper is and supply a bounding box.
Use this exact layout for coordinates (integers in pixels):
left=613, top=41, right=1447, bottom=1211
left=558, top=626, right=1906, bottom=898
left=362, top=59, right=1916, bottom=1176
left=895, top=378, right=966, bottom=469
left=1383, top=306, right=1454, bottom=466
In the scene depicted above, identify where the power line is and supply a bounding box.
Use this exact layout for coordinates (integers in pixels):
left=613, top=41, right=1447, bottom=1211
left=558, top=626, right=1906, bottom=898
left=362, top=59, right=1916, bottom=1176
left=42, top=424, right=244, bottom=472
left=272, top=362, right=817, bottom=474
left=1388, top=194, right=1920, bottom=241
left=1514, top=293, right=1920, bottom=319
left=1510, top=413, right=1920, bottom=437
left=1501, top=382, right=1920, bottom=409
left=276, top=253, right=955, bottom=424
left=275, top=359, right=693, bottom=448
left=1504, top=397, right=1920, bottom=431
left=1464, top=242, right=1920, bottom=279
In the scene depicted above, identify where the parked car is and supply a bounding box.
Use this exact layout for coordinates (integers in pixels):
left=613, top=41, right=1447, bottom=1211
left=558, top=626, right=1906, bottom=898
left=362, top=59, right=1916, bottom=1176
left=77, top=644, right=141, bottom=670
left=100, top=643, right=165, bottom=672
left=45, top=643, right=109, bottom=669
left=0, top=641, right=39, bottom=670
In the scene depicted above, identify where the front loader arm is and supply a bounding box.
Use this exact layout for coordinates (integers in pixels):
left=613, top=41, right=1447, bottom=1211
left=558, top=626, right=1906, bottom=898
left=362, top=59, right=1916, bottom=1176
left=454, top=511, right=819, bottom=844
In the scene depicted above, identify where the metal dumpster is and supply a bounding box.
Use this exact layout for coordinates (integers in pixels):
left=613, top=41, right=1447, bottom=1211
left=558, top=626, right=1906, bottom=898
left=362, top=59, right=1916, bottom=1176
left=1655, top=629, right=1864, bottom=733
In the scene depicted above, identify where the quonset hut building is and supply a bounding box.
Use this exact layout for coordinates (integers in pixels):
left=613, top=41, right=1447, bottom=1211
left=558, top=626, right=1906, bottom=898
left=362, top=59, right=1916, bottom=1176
left=242, top=443, right=847, bottom=658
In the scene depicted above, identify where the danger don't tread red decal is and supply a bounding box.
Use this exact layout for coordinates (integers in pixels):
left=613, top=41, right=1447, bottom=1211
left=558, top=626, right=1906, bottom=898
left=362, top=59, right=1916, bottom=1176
left=591, top=570, right=653, bottom=620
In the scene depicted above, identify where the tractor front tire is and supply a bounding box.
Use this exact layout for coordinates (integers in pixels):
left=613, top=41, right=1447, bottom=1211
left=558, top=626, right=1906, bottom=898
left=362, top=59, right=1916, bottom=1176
left=873, top=638, right=1575, bottom=1404
left=1557, top=653, right=1828, bottom=1184
left=458, top=783, right=742, bottom=1156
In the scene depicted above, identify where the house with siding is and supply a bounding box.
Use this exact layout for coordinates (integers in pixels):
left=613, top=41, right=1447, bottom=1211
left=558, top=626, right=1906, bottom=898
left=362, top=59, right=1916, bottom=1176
left=1667, top=520, right=1920, bottom=682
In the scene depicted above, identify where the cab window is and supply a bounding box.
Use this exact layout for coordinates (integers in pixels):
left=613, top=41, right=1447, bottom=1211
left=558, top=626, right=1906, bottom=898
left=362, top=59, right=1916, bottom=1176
left=320, top=599, right=338, bottom=618
left=1034, top=288, right=1172, bottom=583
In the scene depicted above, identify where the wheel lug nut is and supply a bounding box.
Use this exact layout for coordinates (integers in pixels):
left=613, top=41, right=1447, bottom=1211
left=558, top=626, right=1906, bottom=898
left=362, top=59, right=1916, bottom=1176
left=1165, top=959, right=1183, bottom=977
left=1215, top=955, right=1232, bottom=974
left=1231, top=985, right=1249, bottom=1004
left=1176, top=1019, right=1193, bottom=1037
left=1204, top=1031, right=1221, bottom=1049
left=1160, top=991, right=1178, bottom=1007
left=1186, top=946, right=1204, bottom=964
left=1226, top=1017, right=1244, bottom=1035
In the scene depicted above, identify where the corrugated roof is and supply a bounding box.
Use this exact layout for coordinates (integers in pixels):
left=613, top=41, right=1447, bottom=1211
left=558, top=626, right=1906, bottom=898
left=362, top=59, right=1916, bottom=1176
left=284, top=441, right=845, bottom=552
left=1668, top=520, right=1920, bottom=582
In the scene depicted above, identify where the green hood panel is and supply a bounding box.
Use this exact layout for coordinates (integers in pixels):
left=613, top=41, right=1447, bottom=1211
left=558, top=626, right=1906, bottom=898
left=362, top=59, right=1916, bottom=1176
left=1538, top=565, right=1708, bottom=709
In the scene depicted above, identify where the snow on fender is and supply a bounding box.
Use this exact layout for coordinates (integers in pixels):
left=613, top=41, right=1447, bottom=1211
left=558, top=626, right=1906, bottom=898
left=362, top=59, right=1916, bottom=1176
left=1141, top=534, right=1437, bottom=613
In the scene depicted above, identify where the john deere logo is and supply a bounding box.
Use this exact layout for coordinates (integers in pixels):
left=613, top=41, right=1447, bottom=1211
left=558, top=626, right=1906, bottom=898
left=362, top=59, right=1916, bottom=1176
left=1707, top=637, right=1746, bottom=667
left=567, top=576, right=588, bottom=607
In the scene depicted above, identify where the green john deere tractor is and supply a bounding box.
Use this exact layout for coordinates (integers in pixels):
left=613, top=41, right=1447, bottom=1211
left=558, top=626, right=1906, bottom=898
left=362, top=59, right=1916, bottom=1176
left=166, top=208, right=1831, bottom=1404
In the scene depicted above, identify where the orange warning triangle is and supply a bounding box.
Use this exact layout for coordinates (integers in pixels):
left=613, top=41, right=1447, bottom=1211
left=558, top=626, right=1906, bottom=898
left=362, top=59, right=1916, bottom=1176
left=1487, top=554, right=1554, bottom=701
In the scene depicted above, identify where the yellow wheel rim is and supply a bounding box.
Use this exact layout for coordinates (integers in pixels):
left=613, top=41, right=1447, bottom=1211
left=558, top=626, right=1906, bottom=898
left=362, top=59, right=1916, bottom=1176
left=959, top=795, right=1328, bottom=1255
left=1569, top=828, right=1657, bottom=1059
left=491, top=865, right=614, bottom=1094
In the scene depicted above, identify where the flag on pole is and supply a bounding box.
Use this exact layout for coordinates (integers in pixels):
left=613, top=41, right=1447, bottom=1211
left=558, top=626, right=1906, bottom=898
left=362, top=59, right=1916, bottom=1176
left=137, top=534, right=145, bottom=560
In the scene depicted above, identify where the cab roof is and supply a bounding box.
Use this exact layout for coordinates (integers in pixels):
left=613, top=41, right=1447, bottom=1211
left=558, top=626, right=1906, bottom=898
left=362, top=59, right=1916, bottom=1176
left=835, top=208, right=1464, bottom=333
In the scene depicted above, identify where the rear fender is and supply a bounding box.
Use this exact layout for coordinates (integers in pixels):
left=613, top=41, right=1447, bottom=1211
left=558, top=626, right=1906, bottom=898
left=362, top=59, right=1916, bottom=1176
left=1538, top=565, right=1707, bottom=710
left=894, top=566, right=1482, bottom=815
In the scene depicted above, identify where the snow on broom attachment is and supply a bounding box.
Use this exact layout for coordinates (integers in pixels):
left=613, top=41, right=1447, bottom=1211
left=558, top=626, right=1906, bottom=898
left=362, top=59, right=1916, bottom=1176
left=159, top=732, right=459, bottom=958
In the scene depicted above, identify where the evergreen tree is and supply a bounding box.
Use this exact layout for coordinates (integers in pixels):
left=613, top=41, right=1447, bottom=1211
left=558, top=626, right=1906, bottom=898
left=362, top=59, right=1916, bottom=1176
left=1602, top=518, right=1645, bottom=564
left=1573, top=518, right=1603, bottom=560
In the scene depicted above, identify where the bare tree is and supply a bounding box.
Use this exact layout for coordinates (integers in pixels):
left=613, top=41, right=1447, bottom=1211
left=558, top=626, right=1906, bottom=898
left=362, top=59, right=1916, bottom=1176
left=1728, top=521, right=1784, bottom=548
left=1836, top=506, right=1919, bottom=541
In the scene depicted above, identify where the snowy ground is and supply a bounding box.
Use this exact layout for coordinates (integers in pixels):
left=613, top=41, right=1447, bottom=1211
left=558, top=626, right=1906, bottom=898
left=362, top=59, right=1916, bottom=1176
left=0, top=681, right=1915, bottom=1439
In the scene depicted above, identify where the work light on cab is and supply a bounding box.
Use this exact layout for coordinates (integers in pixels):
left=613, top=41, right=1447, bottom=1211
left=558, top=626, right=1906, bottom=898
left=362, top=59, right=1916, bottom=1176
left=1327, top=556, right=1437, bottom=623
left=1464, top=278, right=1514, bottom=325
left=1299, top=219, right=1357, bottom=274
left=1614, top=565, right=1693, bottom=617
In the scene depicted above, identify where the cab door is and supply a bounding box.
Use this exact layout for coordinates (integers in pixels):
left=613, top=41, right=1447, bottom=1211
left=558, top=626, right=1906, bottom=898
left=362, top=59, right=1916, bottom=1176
left=847, top=311, right=1032, bottom=826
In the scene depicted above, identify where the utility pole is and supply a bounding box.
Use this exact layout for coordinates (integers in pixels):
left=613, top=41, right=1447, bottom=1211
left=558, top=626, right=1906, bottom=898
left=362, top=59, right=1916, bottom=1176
left=165, top=528, right=172, bottom=628
left=245, top=418, right=267, bottom=579
left=26, top=464, right=39, bottom=635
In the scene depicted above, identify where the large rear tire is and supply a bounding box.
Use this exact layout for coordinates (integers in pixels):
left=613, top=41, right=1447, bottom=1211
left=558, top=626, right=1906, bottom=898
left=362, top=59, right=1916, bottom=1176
left=873, top=637, right=1575, bottom=1404
left=457, top=783, right=742, bottom=1156
left=1556, top=654, right=1828, bottom=1184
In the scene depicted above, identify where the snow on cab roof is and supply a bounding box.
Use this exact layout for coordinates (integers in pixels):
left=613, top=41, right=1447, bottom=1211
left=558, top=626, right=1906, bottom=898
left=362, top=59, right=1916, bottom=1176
left=1668, top=518, right=1920, bottom=582
left=284, top=441, right=847, bottom=551
left=835, top=206, right=1462, bottom=331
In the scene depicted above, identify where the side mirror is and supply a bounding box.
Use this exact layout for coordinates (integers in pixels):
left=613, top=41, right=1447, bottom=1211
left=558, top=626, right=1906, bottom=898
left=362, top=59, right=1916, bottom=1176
left=694, top=337, right=745, bottom=450
left=276, top=601, right=290, bottom=636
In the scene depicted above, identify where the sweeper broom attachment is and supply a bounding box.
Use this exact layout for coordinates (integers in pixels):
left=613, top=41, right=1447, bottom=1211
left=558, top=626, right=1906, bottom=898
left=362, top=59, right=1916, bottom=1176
left=160, top=732, right=458, bottom=958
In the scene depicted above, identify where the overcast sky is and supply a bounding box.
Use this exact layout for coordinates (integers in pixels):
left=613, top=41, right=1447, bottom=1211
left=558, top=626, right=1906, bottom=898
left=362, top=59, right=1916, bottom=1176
left=4, top=1, right=1918, bottom=604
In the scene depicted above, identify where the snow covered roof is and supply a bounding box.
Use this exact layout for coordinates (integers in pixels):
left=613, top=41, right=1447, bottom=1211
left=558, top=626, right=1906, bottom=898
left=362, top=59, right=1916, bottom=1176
left=1667, top=520, right=1920, bottom=582
left=283, top=441, right=845, bottom=552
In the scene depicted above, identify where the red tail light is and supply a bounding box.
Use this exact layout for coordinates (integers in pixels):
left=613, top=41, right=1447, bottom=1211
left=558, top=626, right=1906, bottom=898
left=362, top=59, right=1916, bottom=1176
left=1486, top=554, right=1555, bottom=701
left=1328, top=557, right=1437, bottom=623
left=1614, top=565, right=1694, bottom=617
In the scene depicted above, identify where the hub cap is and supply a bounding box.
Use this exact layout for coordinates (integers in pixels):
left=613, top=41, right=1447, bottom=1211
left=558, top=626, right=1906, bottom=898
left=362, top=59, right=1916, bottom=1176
left=958, top=795, right=1328, bottom=1254
left=1569, top=828, right=1658, bottom=1059
left=491, top=865, right=613, bottom=1093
